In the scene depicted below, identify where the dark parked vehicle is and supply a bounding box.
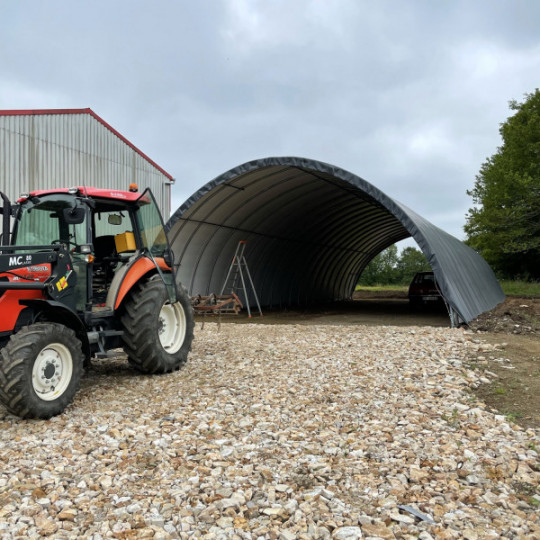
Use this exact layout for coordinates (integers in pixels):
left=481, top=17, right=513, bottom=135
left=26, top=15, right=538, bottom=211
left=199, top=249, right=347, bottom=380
left=408, top=271, right=443, bottom=307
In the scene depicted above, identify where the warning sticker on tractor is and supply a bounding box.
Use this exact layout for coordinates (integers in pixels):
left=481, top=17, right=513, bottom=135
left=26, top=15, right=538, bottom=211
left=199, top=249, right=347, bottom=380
left=56, top=277, right=68, bottom=291
left=55, top=270, right=72, bottom=292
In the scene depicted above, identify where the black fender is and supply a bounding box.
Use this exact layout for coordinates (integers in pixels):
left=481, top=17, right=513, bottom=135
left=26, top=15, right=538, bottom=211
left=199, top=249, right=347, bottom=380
left=18, top=299, right=91, bottom=360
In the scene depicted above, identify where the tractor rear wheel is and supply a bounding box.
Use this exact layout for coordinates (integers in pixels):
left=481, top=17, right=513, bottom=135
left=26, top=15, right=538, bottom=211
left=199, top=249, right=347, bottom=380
left=121, top=276, right=194, bottom=374
left=0, top=323, right=84, bottom=419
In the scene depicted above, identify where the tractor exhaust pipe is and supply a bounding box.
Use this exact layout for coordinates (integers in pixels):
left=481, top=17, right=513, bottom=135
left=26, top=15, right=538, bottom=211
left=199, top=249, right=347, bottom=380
left=0, top=191, right=11, bottom=246
left=0, top=192, right=11, bottom=247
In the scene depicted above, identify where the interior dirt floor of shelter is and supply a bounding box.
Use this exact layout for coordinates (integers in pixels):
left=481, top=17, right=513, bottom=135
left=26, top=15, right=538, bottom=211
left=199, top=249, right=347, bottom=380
left=194, top=292, right=449, bottom=328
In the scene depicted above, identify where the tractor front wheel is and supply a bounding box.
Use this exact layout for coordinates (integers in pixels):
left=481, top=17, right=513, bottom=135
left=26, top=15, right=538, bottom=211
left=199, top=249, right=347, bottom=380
left=121, top=276, right=194, bottom=374
left=0, top=323, right=84, bottom=419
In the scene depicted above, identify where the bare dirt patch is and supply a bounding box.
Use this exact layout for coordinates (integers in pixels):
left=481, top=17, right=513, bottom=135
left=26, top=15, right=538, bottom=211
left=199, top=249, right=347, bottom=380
left=468, top=296, right=540, bottom=334
left=197, top=297, right=449, bottom=328
left=465, top=297, right=540, bottom=430
left=468, top=334, right=540, bottom=429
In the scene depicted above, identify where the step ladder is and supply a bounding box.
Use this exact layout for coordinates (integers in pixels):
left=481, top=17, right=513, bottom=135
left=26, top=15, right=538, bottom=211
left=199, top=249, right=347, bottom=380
left=220, top=241, right=263, bottom=318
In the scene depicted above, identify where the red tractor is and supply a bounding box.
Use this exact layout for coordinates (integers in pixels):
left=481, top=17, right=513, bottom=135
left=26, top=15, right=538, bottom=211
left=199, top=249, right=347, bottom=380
left=0, top=185, right=194, bottom=419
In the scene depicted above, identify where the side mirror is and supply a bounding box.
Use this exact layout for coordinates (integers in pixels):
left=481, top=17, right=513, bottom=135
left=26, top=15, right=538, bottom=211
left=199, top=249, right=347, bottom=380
left=108, top=214, right=122, bottom=226
left=63, top=207, right=85, bottom=225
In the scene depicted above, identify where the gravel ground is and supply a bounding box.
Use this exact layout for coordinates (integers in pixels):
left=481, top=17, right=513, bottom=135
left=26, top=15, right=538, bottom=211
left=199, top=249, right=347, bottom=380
left=0, top=323, right=539, bottom=539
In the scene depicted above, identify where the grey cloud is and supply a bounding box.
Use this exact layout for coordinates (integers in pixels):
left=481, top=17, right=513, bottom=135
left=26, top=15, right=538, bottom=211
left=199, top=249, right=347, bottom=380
left=1, top=0, right=539, bottom=245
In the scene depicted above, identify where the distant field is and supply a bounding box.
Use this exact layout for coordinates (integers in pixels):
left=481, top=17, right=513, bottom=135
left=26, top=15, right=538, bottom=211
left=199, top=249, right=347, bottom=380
left=354, top=284, right=408, bottom=293
left=499, top=280, right=540, bottom=297
left=356, top=281, right=540, bottom=298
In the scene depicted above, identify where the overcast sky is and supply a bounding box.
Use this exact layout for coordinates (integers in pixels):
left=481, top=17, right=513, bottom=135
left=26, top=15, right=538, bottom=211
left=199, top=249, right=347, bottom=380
left=1, top=1, right=539, bottom=243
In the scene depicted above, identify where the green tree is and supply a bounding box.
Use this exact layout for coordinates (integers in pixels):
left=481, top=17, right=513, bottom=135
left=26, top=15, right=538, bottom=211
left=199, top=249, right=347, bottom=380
left=464, top=89, right=540, bottom=279
left=396, top=246, right=431, bottom=284
left=358, top=244, right=400, bottom=285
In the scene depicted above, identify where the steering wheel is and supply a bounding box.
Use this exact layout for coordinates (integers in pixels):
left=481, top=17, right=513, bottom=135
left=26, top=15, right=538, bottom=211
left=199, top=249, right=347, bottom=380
left=51, top=239, right=77, bottom=248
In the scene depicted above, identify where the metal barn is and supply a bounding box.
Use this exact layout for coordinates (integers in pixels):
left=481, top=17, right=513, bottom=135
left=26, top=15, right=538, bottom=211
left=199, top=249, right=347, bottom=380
left=167, top=156, right=505, bottom=325
left=0, top=108, right=173, bottom=217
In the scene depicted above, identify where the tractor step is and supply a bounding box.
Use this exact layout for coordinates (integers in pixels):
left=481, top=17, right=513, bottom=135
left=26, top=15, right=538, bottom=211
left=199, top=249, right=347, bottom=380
left=87, top=329, right=124, bottom=344
left=88, top=329, right=124, bottom=358
left=94, top=349, right=124, bottom=359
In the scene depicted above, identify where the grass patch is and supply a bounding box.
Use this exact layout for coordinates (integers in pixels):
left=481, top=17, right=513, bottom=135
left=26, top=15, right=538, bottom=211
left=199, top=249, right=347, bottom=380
left=355, top=280, right=540, bottom=297
left=499, top=280, right=540, bottom=297
left=504, top=411, right=523, bottom=423
left=355, top=285, right=408, bottom=293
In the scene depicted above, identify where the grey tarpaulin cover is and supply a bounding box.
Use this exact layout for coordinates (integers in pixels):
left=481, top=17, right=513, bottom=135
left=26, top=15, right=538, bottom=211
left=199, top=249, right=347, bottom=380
left=166, top=157, right=504, bottom=324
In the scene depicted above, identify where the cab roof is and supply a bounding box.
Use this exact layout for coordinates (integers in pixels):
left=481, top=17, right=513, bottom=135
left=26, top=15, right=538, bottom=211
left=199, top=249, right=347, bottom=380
left=19, top=186, right=143, bottom=204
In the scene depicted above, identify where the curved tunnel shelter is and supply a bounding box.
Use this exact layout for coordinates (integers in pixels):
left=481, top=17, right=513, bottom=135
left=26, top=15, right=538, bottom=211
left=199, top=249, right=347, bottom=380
left=166, top=157, right=504, bottom=324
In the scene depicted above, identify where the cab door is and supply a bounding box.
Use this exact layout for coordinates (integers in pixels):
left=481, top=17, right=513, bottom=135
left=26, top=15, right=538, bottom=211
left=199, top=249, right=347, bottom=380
left=59, top=203, right=91, bottom=312
left=135, top=189, right=177, bottom=302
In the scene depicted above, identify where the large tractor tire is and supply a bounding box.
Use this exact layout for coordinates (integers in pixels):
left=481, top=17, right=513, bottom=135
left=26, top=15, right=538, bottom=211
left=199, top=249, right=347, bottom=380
left=0, top=323, right=84, bottom=419
left=121, top=275, right=194, bottom=374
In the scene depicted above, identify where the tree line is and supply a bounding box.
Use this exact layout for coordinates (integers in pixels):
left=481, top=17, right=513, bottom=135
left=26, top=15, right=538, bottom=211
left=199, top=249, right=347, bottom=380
left=465, top=89, right=540, bottom=280
left=357, top=245, right=431, bottom=286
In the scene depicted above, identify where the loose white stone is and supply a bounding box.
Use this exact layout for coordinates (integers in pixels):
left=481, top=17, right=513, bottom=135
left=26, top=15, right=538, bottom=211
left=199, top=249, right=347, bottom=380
left=389, top=511, right=415, bottom=524
left=0, top=323, right=535, bottom=538
left=333, top=526, right=363, bottom=539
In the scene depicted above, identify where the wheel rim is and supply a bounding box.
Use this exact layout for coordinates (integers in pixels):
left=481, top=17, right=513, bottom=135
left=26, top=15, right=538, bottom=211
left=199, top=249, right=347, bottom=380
left=158, top=301, right=187, bottom=354
left=31, top=343, right=73, bottom=401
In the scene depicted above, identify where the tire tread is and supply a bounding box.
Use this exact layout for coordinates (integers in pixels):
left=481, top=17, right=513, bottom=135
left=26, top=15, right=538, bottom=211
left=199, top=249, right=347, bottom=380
left=0, top=323, right=84, bottom=419
left=121, top=276, right=194, bottom=374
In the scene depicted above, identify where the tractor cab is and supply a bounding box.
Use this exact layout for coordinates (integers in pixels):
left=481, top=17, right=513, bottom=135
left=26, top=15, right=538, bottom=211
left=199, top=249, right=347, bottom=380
left=9, top=187, right=175, bottom=311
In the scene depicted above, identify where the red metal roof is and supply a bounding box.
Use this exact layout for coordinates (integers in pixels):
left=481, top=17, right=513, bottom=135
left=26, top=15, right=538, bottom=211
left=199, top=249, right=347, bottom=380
left=0, top=108, right=174, bottom=181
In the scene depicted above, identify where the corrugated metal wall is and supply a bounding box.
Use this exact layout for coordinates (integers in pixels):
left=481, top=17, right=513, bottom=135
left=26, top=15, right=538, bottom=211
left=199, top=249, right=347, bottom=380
left=0, top=112, right=172, bottom=218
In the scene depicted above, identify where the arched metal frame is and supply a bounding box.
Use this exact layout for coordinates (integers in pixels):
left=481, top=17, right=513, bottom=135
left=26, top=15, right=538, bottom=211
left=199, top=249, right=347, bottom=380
left=166, top=157, right=504, bottom=324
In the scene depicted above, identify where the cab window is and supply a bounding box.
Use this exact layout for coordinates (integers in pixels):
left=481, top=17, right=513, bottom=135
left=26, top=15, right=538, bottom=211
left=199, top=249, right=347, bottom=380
left=15, top=195, right=88, bottom=247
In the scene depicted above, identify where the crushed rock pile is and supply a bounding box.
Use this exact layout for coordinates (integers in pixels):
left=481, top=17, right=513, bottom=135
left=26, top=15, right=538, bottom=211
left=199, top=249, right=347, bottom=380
left=0, top=323, right=539, bottom=539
